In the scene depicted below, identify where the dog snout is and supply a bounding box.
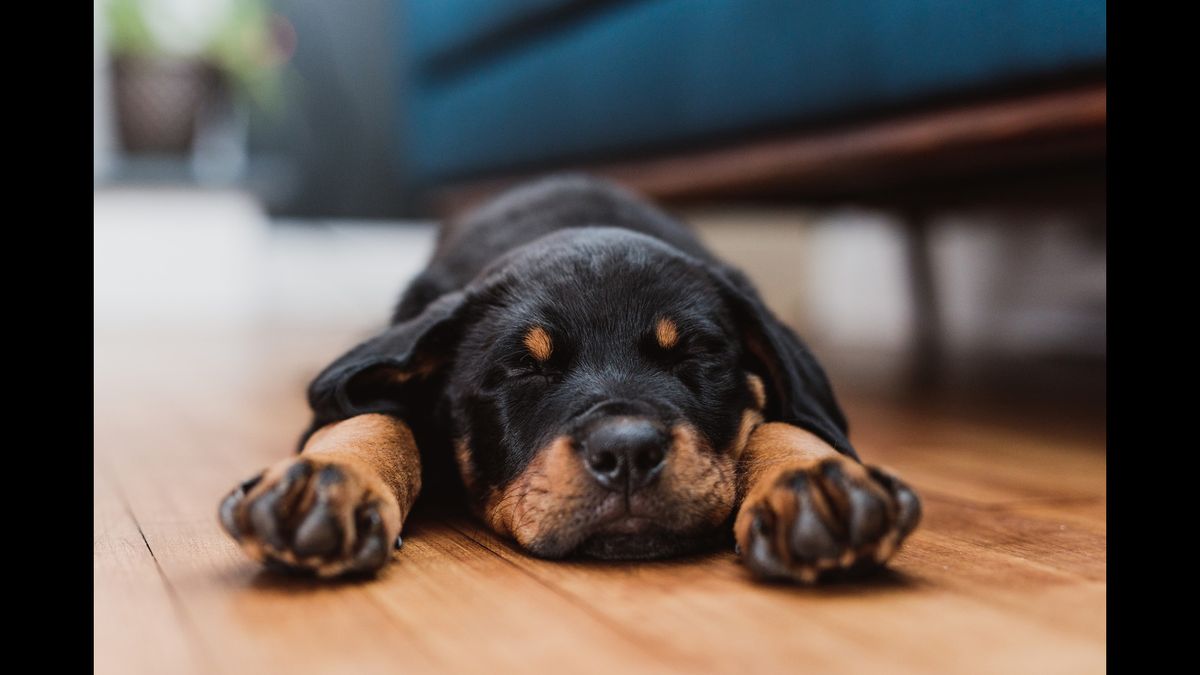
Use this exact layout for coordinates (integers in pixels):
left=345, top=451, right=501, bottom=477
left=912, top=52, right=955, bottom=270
left=580, top=416, right=668, bottom=492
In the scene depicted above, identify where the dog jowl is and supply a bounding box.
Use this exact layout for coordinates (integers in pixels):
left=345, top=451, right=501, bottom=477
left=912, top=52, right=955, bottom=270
left=218, top=175, right=921, bottom=583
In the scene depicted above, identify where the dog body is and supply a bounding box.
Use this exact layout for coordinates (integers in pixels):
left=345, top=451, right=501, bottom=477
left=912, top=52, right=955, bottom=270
left=219, top=175, right=920, bottom=583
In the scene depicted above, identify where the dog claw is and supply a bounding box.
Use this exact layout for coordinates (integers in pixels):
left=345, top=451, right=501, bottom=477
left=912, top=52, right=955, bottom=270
left=345, top=503, right=390, bottom=574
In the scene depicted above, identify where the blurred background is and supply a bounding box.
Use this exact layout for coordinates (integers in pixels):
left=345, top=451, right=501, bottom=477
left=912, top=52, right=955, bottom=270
left=94, top=0, right=1106, bottom=422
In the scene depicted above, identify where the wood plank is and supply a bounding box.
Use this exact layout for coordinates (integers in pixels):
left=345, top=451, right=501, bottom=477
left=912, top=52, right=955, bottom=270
left=451, top=509, right=1104, bottom=675
left=361, top=519, right=679, bottom=674
left=95, top=328, right=1105, bottom=674
left=843, top=398, right=1106, bottom=506
left=98, top=383, right=433, bottom=674
left=95, top=330, right=675, bottom=675
left=439, top=431, right=1108, bottom=670
left=435, top=394, right=1107, bottom=674
left=94, top=465, right=206, bottom=675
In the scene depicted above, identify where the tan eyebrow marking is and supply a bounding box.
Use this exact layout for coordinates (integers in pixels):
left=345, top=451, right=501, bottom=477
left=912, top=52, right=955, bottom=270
left=523, top=326, right=553, bottom=362
left=655, top=317, right=679, bottom=350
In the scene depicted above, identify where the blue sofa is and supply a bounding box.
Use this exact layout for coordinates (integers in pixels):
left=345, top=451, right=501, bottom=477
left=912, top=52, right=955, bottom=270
left=394, top=0, right=1106, bottom=191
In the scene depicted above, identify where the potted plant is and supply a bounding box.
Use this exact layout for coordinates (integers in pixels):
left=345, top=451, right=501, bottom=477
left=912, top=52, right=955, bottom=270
left=104, top=0, right=290, bottom=155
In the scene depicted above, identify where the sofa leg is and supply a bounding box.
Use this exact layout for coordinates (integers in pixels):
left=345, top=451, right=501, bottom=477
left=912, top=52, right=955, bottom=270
left=902, top=210, right=942, bottom=388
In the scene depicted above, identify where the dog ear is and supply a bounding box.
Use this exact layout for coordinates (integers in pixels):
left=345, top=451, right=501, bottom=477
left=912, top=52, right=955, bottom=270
left=303, top=290, right=468, bottom=441
left=710, top=264, right=857, bottom=460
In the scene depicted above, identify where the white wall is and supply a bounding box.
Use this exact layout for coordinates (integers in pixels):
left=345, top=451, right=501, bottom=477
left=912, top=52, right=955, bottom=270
left=94, top=188, right=436, bottom=332
left=692, top=207, right=1106, bottom=387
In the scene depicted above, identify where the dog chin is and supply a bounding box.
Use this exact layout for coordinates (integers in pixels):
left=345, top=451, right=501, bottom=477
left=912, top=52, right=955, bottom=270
left=576, top=533, right=692, bottom=560
left=575, top=521, right=727, bottom=560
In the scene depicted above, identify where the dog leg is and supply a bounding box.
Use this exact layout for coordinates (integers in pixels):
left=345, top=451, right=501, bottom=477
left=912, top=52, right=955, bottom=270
left=733, top=422, right=920, bottom=583
left=218, top=414, right=422, bottom=577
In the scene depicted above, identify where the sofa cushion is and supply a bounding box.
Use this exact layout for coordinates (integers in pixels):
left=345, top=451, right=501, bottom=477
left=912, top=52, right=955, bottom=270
left=406, top=0, right=619, bottom=68
left=401, top=0, right=1105, bottom=184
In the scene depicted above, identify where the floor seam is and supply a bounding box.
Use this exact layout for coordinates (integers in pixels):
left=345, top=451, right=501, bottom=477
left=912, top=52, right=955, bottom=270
left=100, top=461, right=220, bottom=674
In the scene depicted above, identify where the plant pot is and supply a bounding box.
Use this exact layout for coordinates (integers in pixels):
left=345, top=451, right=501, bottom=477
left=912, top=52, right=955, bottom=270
left=111, top=55, right=222, bottom=155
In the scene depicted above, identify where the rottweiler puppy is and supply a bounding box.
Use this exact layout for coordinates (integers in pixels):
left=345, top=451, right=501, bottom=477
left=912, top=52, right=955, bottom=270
left=218, top=175, right=921, bottom=584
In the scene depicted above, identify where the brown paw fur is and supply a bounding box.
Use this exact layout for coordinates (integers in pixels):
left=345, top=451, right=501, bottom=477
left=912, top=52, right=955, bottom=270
left=734, top=456, right=921, bottom=584
left=218, top=456, right=401, bottom=578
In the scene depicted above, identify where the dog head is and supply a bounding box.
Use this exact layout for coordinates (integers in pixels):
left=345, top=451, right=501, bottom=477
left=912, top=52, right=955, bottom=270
left=307, top=227, right=851, bottom=559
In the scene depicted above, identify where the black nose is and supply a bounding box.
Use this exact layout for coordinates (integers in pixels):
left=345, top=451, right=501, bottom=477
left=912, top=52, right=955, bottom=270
left=581, top=417, right=669, bottom=492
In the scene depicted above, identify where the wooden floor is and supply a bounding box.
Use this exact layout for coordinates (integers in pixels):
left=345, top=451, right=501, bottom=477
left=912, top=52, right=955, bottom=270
left=95, top=326, right=1106, bottom=675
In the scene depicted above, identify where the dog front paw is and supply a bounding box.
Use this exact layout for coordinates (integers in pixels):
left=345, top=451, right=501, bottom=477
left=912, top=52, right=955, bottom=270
left=734, top=456, right=920, bottom=584
left=218, top=456, right=401, bottom=578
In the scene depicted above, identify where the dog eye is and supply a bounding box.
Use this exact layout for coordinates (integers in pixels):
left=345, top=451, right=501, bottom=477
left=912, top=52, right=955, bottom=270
left=514, top=358, right=561, bottom=384
left=671, top=348, right=710, bottom=369
left=644, top=338, right=704, bottom=371
left=677, top=340, right=735, bottom=372
left=529, top=369, right=561, bottom=384
left=652, top=332, right=724, bottom=359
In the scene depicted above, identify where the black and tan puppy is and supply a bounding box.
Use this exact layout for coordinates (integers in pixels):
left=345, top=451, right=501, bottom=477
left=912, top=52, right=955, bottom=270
left=218, top=175, right=921, bottom=584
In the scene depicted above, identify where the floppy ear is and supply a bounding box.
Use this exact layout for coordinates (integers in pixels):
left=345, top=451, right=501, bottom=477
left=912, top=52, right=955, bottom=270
left=301, top=290, right=468, bottom=445
left=711, top=264, right=857, bottom=460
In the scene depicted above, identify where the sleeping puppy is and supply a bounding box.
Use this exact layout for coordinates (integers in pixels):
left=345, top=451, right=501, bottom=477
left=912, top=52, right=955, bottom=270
left=218, top=175, right=921, bottom=584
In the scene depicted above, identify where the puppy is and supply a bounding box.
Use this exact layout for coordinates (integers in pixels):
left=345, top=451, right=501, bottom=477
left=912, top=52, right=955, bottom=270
left=218, top=175, right=921, bottom=583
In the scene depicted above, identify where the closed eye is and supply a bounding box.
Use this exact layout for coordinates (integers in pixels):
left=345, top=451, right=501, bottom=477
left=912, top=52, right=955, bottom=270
left=642, top=330, right=727, bottom=367
left=514, top=354, right=562, bottom=384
